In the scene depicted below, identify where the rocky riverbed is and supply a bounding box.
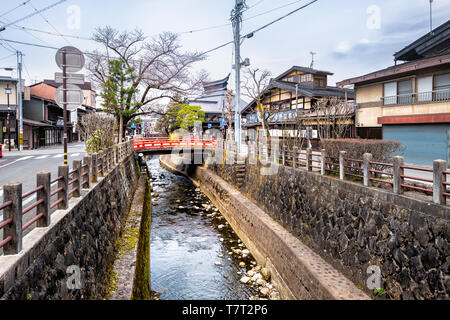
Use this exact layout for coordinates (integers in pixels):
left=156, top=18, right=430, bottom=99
left=149, top=157, right=281, bottom=300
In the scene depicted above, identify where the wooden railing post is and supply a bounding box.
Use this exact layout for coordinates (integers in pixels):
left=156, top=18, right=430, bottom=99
left=98, top=151, right=104, bottom=177
left=36, top=172, right=51, bottom=228
left=306, top=148, right=312, bottom=171
left=320, top=149, right=326, bottom=176
left=363, top=153, right=373, bottom=187
left=339, top=151, right=347, bottom=180
left=83, top=156, right=92, bottom=189
left=58, top=165, right=69, bottom=210
left=108, top=147, right=113, bottom=170
left=293, top=146, right=298, bottom=169
left=433, top=159, right=447, bottom=205
left=91, top=153, right=98, bottom=183
left=3, top=183, right=22, bottom=255
left=72, top=160, right=82, bottom=198
left=393, top=156, right=404, bottom=194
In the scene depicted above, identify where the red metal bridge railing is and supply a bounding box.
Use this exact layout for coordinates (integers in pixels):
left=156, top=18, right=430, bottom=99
left=133, top=137, right=218, bottom=150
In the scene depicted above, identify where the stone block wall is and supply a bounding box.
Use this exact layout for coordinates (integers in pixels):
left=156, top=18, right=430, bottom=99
left=0, top=154, right=139, bottom=300
left=208, top=161, right=450, bottom=300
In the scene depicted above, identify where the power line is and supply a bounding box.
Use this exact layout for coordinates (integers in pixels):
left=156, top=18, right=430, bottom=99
left=0, top=38, right=58, bottom=50
left=0, top=0, right=32, bottom=19
left=0, top=17, right=55, bottom=48
left=9, top=25, right=92, bottom=40
left=242, top=0, right=318, bottom=38
left=181, top=0, right=308, bottom=35
left=0, top=53, right=15, bottom=61
left=202, top=0, right=318, bottom=55
left=0, top=0, right=67, bottom=28
left=27, top=1, right=72, bottom=45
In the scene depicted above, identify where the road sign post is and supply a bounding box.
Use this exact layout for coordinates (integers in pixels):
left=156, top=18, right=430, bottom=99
left=55, top=46, right=85, bottom=165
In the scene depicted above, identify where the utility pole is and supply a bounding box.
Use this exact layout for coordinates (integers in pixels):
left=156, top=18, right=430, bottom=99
left=5, top=84, right=11, bottom=152
left=16, top=51, right=23, bottom=151
left=310, top=52, right=316, bottom=69
left=429, top=0, right=434, bottom=33
left=62, top=51, right=68, bottom=165
left=231, top=0, right=246, bottom=151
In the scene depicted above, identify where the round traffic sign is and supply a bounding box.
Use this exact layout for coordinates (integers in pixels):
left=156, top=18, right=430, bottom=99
left=55, top=46, right=85, bottom=73
left=55, top=84, right=84, bottom=111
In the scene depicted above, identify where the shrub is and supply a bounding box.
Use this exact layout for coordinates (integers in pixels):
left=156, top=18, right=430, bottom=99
left=320, top=139, right=403, bottom=163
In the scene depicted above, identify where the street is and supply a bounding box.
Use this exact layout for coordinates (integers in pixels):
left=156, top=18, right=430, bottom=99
left=0, top=142, right=87, bottom=220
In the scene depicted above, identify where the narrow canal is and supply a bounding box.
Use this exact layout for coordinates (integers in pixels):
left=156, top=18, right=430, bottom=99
left=147, top=156, right=273, bottom=300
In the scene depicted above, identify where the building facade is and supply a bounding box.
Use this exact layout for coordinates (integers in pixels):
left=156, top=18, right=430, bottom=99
left=242, top=66, right=354, bottom=145
left=188, top=74, right=247, bottom=135
left=338, top=20, right=450, bottom=165
left=22, top=80, right=97, bottom=149
left=0, top=77, right=18, bottom=148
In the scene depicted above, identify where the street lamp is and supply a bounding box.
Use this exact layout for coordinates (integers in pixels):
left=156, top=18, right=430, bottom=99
left=5, top=85, right=12, bottom=152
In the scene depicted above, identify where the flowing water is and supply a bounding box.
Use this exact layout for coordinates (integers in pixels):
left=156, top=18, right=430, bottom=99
left=148, top=156, right=256, bottom=300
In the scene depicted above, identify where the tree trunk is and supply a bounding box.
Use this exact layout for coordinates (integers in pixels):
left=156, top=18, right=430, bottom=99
left=118, top=114, right=124, bottom=143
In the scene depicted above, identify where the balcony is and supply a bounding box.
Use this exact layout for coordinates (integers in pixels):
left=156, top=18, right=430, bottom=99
left=382, top=89, right=450, bottom=106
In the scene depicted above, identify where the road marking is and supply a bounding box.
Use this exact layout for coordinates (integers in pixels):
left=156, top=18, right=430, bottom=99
left=36, top=155, right=50, bottom=160
left=0, top=156, right=34, bottom=169
left=71, top=153, right=80, bottom=157
left=18, top=156, right=34, bottom=161
left=53, top=154, right=64, bottom=158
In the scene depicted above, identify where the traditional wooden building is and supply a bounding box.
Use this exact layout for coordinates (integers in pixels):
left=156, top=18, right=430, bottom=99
left=241, top=66, right=354, bottom=144
left=337, top=20, right=450, bottom=165
left=22, top=80, right=96, bottom=149
left=0, top=77, right=18, bottom=148
left=188, top=74, right=247, bottom=134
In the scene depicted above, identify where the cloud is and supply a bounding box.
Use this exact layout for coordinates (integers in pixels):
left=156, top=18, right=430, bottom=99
left=334, top=41, right=351, bottom=54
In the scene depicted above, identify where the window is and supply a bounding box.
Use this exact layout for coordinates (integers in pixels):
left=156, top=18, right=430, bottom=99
left=383, top=82, right=397, bottom=105
left=301, top=74, right=312, bottom=82
left=434, top=73, right=450, bottom=101
left=398, top=79, right=412, bottom=104
left=417, top=76, right=433, bottom=102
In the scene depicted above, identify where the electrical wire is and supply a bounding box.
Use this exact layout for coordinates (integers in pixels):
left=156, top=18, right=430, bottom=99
left=181, top=0, right=307, bottom=35
left=201, top=0, right=318, bottom=55
left=0, top=0, right=32, bottom=19
left=0, top=17, right=54, bottom=48
left=0, top=0, right=67, bottom=28
left=27, top=1, right=72, bottom=45
left=9, top=25, right=92, bottom=40
left=0, top=53, right=15, bottom=61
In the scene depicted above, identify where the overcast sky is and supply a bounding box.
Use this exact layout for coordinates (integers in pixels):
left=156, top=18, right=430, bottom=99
left=0, top=0, right=449, bottom=92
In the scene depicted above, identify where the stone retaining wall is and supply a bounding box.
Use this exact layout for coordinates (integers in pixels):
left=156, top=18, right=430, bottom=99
left=208, top=160, right=450, bottom=300
left=0, top=153, right=139, bottom=300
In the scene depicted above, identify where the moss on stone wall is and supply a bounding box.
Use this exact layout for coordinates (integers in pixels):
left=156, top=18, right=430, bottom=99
left=131, top=175, right=152, bottom=300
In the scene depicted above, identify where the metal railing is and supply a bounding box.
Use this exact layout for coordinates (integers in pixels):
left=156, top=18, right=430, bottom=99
left=272, top=145, right=449, bottom=207
left=382, top=89, right=450, bottom=106
left=0, top=140, right=134, bottom=256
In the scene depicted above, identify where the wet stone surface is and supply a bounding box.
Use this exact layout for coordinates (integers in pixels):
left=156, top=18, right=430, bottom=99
left=148, top=157, right=280, bottom=300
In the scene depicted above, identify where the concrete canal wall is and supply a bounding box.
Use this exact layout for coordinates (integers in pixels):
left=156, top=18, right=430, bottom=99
left=0, top=153, right=139, bottom=300
left=160, top=155, right=369, bottom=300
left=207, top=159, right=450, bottom=300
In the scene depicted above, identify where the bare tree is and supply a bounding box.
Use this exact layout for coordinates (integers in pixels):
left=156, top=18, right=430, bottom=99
left=222, top=89, right=235, bottom=141
left=312, top=97, right=354, bottom=140
left=86, top=26, right=208, bottom=140
left=77, top=113, right=117, bottom=153
left=242, top=67, right=272, bottom=138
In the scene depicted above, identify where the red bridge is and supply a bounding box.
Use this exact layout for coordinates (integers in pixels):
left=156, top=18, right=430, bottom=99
left=133, top=137, right=218, bottom=154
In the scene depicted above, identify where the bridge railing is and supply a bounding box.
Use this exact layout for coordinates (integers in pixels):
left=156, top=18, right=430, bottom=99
left=133, top=136, right=218, bottom=150
left=0, top=140, right=134, bottom=256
